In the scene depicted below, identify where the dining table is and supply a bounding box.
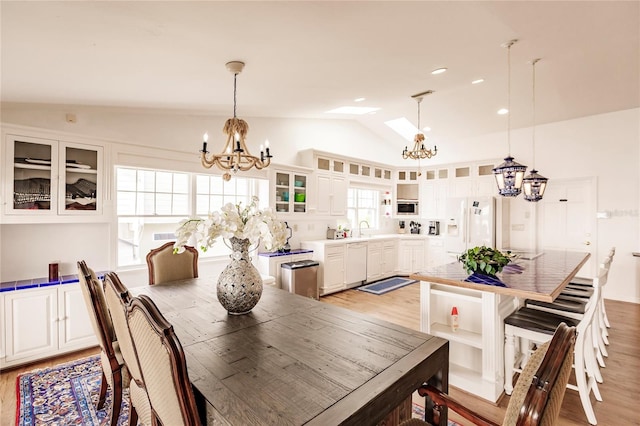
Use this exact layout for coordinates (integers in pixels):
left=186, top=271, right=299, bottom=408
left=130, top=277, right=449, bottom=425
left=410, top=249, right=590, bottom=403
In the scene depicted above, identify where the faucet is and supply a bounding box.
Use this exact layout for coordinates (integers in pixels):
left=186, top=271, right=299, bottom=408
left=358, top=220, right=370, bottom=238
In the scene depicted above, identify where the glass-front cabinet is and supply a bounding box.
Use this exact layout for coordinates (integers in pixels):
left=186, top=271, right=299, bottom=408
left=273, top=170, right=307, bottom=215
left=5, top=134, right=103, bottom=217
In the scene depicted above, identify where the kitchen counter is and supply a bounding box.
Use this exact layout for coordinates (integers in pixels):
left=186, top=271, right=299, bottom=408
left=411, top=249, right=590, bottom=303
left=258, top=248, right=313, bottom=257
left=301, top=233, right=439, bottom=245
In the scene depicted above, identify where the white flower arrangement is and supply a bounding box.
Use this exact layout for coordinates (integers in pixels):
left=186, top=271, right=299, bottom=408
left=173, top=196, right=288, bottom=254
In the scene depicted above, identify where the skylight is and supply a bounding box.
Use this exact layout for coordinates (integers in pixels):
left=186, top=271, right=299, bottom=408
left=384, top=117, right=420, bottom=141
left=326, top=106, right=380, bottom=115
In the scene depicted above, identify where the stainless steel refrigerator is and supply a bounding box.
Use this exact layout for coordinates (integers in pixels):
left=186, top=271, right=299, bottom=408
left=444, top=196, right=496, bottom=258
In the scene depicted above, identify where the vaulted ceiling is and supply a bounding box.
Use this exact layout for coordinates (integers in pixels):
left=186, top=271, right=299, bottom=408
left=2, top=1, right=638, bottom=146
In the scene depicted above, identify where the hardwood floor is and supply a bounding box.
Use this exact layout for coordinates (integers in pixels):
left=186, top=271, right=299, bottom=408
left=1, top=284, right=637, bottom=425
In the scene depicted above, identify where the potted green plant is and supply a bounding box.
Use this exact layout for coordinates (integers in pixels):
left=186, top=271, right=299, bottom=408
left=458, top=246, right=512, bottom=276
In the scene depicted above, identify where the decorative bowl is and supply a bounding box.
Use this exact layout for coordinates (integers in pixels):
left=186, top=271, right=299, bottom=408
left=294, top=180, right=304, bottom=187
left=294, top=193, right=305, bottom=202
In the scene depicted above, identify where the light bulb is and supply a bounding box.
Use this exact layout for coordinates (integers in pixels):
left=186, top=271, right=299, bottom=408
left=203, top=132, right=208, bottom=142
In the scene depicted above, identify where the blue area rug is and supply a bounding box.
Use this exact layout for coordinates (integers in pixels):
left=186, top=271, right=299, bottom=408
left=16, top=355, right=130, bottom=425
left=358, top=277, right=417, bottom=295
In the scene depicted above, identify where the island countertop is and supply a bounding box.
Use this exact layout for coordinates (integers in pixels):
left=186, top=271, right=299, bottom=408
left=410, top=249, right=590, bottom=302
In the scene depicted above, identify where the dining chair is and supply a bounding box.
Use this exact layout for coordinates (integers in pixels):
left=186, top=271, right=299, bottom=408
left=146, top=241, right=199, bottom=285
left=77, top=261, right=126, bottom=426
left=402, top=323, right=576, bottom=426
left=103, top=272, right=153, bottom=426
left=504, top=264, right=611, bottom=425
left=126, top=293, right=202, bottom=425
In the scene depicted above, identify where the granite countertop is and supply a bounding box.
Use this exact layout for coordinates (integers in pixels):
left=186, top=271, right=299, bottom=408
left=411, top=250, right=590, bottom=302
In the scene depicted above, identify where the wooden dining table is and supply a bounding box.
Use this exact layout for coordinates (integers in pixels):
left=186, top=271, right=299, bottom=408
left=130, top=278, right=449, bottom=425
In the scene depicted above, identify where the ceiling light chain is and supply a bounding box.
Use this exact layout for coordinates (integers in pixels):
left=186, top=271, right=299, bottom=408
left=523, top=58, right=549, bottom=202
left=492, top=39, right=528, bottom=197
left=402, top=90, right=437, bottom=160
left=200, top=61, right=272, bottom=181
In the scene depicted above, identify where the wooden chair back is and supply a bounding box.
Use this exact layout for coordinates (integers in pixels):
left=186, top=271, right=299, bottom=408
left=127, top=294, right=201, bottom=426
left=412, top=323, right=576, bottom=426
left=103, top=272, right=153, bottom=425
left=77, top=260, right=124, bottom=425
left=146, top=241, right=198, bottom=285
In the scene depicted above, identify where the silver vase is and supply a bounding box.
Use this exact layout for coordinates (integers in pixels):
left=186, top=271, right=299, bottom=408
left=217, top=237, right=263, bottom=315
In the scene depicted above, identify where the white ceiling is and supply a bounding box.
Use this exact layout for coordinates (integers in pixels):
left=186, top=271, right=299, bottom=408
left=2, top=1, right=638, bottom=146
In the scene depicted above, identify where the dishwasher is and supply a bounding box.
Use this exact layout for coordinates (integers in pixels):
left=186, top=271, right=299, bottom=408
left=345, top=242, right=367, bottom=287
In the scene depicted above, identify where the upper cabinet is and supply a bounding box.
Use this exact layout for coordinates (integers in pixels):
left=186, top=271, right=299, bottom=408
left=450, top=162, right=497, bottom=198
left=272, top=169, right=309, bottom=215
left=4, top=133, right=104, bottom=222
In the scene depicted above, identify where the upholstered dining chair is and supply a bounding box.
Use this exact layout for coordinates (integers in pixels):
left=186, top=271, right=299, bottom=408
left=402, top=323, right=576, bottom=426
left=146, top=241, right=199, bottom=285
left=77, top=261, right=126, bottom=426
left=126, top=293, right=202, bottom=425
left=103, top=272, right=153, bottom=426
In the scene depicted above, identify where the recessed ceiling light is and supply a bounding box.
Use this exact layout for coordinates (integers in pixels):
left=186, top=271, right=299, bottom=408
left=431, top=67, right=447, bottom=75
left=497, top=108, right=509, bottom=115
left=472, top=78, right=484, bottom=84
left=325, top=106, right=380, bottom=115
left=354, top=97, right=366, bottom=102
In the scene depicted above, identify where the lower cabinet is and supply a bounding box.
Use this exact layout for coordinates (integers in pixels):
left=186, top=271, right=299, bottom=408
left=256, top=251, right=314, bottom=289
left=1, top=283, right=96, bottom=368
left=397, top=239, right=427, bottom=275
left=300, top=242, right=346, bottom=296
left=367, top=239, right=397, bottom=282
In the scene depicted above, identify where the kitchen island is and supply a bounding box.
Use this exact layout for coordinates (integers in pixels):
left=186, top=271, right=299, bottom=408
left=410, top=249, right=589, bottom=402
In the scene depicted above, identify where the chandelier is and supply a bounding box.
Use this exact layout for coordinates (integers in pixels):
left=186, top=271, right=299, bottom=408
left=493, top=40, right=527, bottom=197
left=402, top=90, right=437, bottom=160
left=523, top=58, right=549, bottom=202
left=200, top=61, right=272, bottom=181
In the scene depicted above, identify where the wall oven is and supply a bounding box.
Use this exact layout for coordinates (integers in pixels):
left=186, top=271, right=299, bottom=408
left=396, top=201, right=419, bottom=215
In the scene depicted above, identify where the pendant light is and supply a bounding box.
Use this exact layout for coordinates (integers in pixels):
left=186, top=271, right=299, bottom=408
left=200, top=61, right=273, bottom=181
left=493, top=39, right=527, bottom=197
left=523, top=58, right=549, bottom=202
left=402, top=90, right=437, bottom=160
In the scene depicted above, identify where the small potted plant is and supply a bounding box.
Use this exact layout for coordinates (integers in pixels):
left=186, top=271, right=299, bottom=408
left=458, top=246, right=511, bottom=277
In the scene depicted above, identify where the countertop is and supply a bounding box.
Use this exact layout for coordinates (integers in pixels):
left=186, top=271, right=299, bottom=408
left=410, top=250, right=590, bottom=302
left=257, top=248, right=314, bottom=257
left=301, top=233, right=441, bottom=245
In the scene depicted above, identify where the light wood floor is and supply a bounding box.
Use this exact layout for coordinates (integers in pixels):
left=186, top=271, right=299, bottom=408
left=1, top=283, right=638, bottom=425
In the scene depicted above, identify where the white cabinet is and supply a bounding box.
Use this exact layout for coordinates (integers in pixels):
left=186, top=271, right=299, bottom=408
left=256, top=251, right=314, bottom=289
left=4, top=134, right=104, bottom=221
left=367, top=239, right=397, bottom=282
left=420, top=281, right=517, bottom=402
left=426, top=238, right=447, bottom=268
left=451, top=163, right=497, bottom=198
left=300, top=242, right=346, bottom=296
left=315, top=173, right=347, bottom=216
left=382, top=240, right=397, bottom=277
left=1, top=284, right=96, bottom=368
left=421, top=180, right=449, bottom=220
left=367, top=241, right=383, bottom=282
left=272, top=170, right=309, bottom=215
left=397, top=239, right=426, bottom=275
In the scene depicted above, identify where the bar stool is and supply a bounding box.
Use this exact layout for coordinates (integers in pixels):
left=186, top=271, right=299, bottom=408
left=504, top=265, right=610, bottom=425
left=525, top=252, right=614, bottom=370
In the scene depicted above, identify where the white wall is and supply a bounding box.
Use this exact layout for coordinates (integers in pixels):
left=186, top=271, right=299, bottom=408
left=1, top=104, right=638, bottom=302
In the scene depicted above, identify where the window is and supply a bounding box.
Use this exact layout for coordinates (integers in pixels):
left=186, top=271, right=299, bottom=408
left=116, top=166, right=267, bottom=267
left=347, top=187, right=380, bottom=231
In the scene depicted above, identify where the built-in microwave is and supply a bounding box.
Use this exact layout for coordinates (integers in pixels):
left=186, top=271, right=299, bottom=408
left=396, top=200, right=419, bottom=215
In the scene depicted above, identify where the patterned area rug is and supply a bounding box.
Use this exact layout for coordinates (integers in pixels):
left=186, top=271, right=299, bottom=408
left=357, top=277, right=418, bottom=295
left=16, top=355, right=130, bottom=426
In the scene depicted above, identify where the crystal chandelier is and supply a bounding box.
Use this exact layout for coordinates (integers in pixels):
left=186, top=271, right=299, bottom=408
left=493, top=40, right=527, bottom=197
left=402, top=90, right=437, bottom=160
left=200, top=61, right=272, bottom=181
left=523, top=58, right=549, bottom=202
